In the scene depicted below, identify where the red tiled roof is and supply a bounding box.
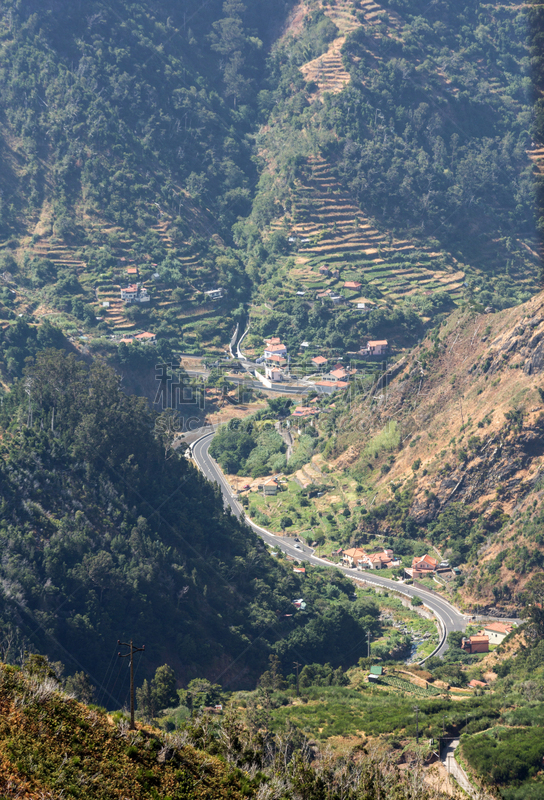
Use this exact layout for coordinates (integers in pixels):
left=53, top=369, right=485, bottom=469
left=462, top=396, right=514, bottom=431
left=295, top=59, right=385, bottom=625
left=265, top=344, right=286, bottom=353
left=368, top=339, right=388, bottom=347
left=312, top=356, right=328, bottom=364
left=412, top=554, right=438, bottom=569
left=483, top=622, right=513, bottom=635
left=314, top=380, right=349, bottom=389
left=344, top=281, right=362, bottom=289
left=343, top=548, right=366, bottom=560
left=292, top=406, right=319, bottom=417
left=135, top=331, right=155, bottom=340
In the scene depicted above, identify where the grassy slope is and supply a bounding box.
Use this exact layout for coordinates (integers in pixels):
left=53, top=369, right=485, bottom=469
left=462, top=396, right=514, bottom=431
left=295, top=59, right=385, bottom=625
left=0, top=665, right=252, bottom=800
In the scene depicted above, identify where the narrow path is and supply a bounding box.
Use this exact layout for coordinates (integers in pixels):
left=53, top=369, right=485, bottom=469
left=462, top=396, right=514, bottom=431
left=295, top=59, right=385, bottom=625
left=441, top=739, right=482, bottom=798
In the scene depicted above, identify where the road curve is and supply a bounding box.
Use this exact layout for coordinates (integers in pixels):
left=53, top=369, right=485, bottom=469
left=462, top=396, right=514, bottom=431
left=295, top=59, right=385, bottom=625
left=191, top=432, right=467, bottom=659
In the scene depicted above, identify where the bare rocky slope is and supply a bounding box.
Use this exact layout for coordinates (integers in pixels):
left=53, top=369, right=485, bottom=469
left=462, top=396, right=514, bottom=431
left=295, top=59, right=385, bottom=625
left=330, top=292, right=544, bottom=610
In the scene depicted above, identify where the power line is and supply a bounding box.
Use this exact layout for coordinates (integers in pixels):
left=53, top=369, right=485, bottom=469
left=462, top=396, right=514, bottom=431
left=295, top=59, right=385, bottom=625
left=118, top=640, right=145, bottom=729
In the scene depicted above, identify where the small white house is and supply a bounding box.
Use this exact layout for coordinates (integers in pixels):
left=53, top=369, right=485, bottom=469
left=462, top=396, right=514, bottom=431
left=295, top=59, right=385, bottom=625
left=120, top=284, right=150, bottom=304
left=482, top=622, right=513, bottom=645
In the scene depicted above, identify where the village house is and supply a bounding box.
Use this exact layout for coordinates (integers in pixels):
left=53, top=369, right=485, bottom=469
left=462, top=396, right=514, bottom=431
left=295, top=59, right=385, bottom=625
left=120, top=283, right=150, bottom=304
left=265, top=364, right=286, bottom=381
left=367, top=339, right=388, bottom=356
left=329, top=368, right=349, bottom=381
left=316, top=289, right=344, bottom=303
left=266, top=353, right=287, bottom=365
left=358, top=549, right=401, bottom=570
left=204, top=288, right=224, bottom=300
left=411, top=554, right=438, bottom=574
left=311, top=355, right=328, bottom=369
left=257, top=477, right=279, bottom=496
left=126, top=267, right=138, bottom=277
left=313, top=379, right=349, bottom=394
left=462, top=635, right=489, bottom=654
left=482, top=622, right=513, bottom=645
left=134, top=331, right=157, bottom=343
left=292, top=406, right=320, bottom=418
left=319, top=265, right=330, bottom=276
left=344, top=280, right=362, bottom=290
left=264, top=342, right=287, bottom=359
left=342, top=548, right=366, bottom=568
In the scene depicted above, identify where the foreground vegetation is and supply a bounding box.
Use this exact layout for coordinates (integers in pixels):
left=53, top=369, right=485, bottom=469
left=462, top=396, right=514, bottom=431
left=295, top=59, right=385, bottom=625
left=0, top=655, right=457, bottom=800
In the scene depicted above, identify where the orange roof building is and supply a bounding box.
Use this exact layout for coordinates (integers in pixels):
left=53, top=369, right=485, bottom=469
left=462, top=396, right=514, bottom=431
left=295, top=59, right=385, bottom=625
left=412, top=554, right=438, bottom=572
left=482, top=622, right=513, bottom=644
left=462, top=635, right=489, bottom=654
left=342, top=548, right=366, bottom=567
left=292, top=406, right=320, bottom=417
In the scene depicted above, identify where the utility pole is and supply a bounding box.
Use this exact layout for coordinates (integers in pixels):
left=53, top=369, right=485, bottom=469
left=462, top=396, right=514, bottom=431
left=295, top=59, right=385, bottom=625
left=118, top=639, right=145, bottom=729
left=414, top=705, right=420, bottom=745
left=293, top=661, right=301, bottom=697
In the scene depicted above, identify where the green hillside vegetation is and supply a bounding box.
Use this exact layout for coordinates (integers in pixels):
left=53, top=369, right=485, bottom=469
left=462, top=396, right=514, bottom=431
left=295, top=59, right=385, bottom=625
left=236, top=0, right=544, bottom=354
left=0, top=0, right=541, bottom=362
left=0, top=656, right=461, bottom=800
left=0, top=0, right=293, bottom=353
left=145, top=600, right=544, bottom=799
left=0, top=350, right=388, bottom=697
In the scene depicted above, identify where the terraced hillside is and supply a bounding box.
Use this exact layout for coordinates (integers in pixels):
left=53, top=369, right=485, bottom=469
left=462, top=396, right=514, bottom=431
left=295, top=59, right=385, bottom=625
left=2, top=205, right=239, bottom=355
left=244, top=0, right=543, bottom=352
left=282, top=156, right=465, bottom=304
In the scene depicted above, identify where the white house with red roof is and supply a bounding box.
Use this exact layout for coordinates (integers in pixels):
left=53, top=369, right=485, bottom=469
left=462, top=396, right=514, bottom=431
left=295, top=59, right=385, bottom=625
left=311, top=355, right=328, bottom=368
left=264, top=343, right=287, bottom=359
left=329, top=367, right=349, bottom=381
left=360, top=549, right=400, bottom=570
left=482, top=622, right=513, bottom=645
left=342, top=548, right=366, bottom=568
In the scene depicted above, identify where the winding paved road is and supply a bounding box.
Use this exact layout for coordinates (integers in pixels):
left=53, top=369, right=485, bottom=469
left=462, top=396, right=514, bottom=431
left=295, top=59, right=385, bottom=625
left=191, top=431, right=468, bottom=659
